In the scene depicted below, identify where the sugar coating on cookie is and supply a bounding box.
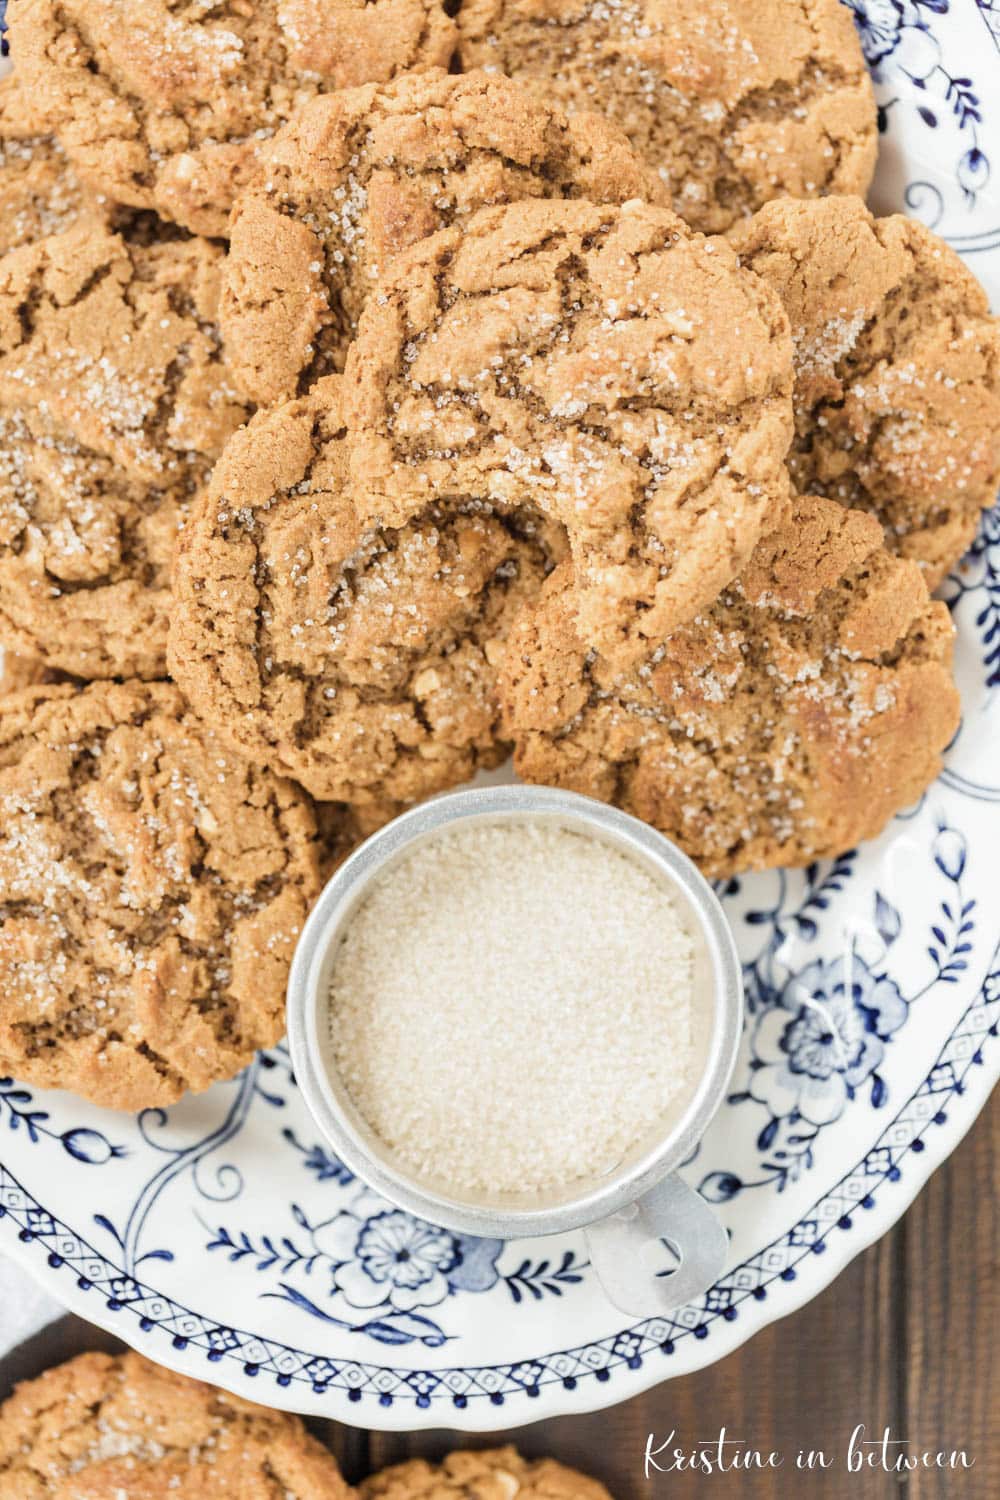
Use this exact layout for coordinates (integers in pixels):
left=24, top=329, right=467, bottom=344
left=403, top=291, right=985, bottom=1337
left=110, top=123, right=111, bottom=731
left=222, top=67, right=668, bottom=403
left=456, top=0, right=877, bottom=234
left=169, top=375, right=559, bottom=813
left=0, top=74, right=91, bottom=256
left=346, top=197, right=794, bottom=669
left=0, top=680, right=325, bottom=1110
left=0, top=1350, right=350, bottom=1498
left=361, top=1449, right=613, bottom=1500
left=9, top=0, right=458, bottom=236
left=500, top=495, right=960, bottom=876
left=0, top=218, right=249, bottom=679
left=730, top=195, right=1000, bottom=584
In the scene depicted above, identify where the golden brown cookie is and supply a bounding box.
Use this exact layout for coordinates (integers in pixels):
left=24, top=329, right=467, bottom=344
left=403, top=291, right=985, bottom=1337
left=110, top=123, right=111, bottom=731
left=0, top=1350, right=351, bottom=1499
left=168, top=375, right=558, bottom=815
left=9, top=0, right=458, bottom=236
left=222, top=67, right=667, bottom=403
left=730, top=195, right=1000, bottom=584
left=0, top=679, right=328, bottom=1110
left=456, top=0, right=877, bottom=234
left=0, top=217, right=248, bottom=679
left=361, top=1449, right=612, bottom=1500
left=500, top=495, right=960, bottom=876
left=0, top=73, right=93, bottom=256
left=0, top=648, right=61, bottom=694
left=345, top=197, right=794, bottom=670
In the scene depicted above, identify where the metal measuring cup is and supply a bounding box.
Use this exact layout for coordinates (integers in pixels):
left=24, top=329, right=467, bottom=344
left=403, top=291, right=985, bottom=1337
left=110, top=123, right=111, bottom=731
left=286, top=786, right=743, bottom=1315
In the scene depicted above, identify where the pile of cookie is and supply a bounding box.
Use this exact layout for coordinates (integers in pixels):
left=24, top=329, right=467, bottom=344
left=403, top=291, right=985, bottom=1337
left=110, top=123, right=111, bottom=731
left=0, top=0, right=996, bottom=1114
left=0, top=1348, right=608, bottom=1499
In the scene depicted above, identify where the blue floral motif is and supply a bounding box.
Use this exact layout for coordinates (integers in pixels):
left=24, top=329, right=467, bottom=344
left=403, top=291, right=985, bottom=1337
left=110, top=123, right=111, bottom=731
left=205, top=1186, right=505, bottom=1345
left=848, top=0, right=991, bottom=214
left=0, top=1078, right=126, bottom=1163
left=702, top=818, right=976, bottom=1205
left=748, top=955, right=907, bottom=1129
left=943, top=503, right=1000, bottom=690
left=310, top=1198, right=502, bottom=1313
left=978, top=0, right=1000, bottom=53
left=849, top=0, right=948, bottom=75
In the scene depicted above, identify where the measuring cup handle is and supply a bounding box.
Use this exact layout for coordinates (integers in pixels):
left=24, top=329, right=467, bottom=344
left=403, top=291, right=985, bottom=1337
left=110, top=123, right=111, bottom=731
left=583, top=1174, right=728, bottom=1316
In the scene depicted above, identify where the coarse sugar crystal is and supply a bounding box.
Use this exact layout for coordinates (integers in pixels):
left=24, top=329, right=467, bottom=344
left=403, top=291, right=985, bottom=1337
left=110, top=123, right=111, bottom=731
left=326, top=820, right=699, bottom=1198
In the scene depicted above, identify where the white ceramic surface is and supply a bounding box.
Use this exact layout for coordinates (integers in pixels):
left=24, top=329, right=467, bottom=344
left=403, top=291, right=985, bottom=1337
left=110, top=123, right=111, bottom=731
left=0, top=0, right=997, bottom=1432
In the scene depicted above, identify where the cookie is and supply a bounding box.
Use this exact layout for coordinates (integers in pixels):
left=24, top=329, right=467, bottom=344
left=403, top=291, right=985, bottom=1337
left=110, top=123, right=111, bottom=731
left=361, top=1449, right=612, bottom=1500
left=222, top=67, right=667, bottom=403
left=345, top=196, right=794, bottom=669
left=169, top=375, right=558, bottom=814
left=730, top=195, right=1000, bottom=584
left=0, top=649, right=60, bottom=694
left=0, top=217, right=249, bottom=679
left=0, top=1350, right=350, bottom=1498
left=0, top=73, right=91, bottom=256
left=9, top=0, right=458, bottom=236
left=456, top=0, right=877, bottom=234
left=0, top=679, right=328, bottom=1110
left=500, top=495, right=960, bottom=876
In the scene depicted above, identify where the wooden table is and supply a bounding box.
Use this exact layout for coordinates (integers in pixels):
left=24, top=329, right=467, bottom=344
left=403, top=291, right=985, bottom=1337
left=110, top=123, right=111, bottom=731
left=3, top=1095, right=995, bottom=1499
left=359, top=1095, right=999, bottom=1499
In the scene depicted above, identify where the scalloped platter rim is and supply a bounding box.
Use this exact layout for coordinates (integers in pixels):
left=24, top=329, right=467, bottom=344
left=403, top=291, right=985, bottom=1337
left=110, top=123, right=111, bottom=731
left=0, top=0, right=998, bottom=1432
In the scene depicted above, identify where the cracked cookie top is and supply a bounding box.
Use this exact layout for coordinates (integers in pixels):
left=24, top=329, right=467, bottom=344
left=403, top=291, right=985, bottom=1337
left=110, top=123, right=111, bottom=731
left=361, top=1449, right=613, bottom=1500
left=0, top=74, right=93, bottom=256
left=0, top=679, right=324, bottom=1110
left=8, top=0, right=458, bottom=236
left=500, top=494, right=960, bottom=876
left=730, top=195, right=1000, bottom=584
left=169, top=375, right=560, bottom=814
left=0, top=1350, right=351, bottom=1499
left=346, top=197, right=794, bottom=670
left=222, top=67, right=667, bottom=403
left=0, top=217, right=249, bottom=679
left=456, top=0, right=877, bottom=234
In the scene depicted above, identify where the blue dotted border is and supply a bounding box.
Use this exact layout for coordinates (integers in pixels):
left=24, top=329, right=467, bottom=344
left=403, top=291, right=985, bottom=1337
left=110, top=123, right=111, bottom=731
left=0, top=965, right=995, bottom=1414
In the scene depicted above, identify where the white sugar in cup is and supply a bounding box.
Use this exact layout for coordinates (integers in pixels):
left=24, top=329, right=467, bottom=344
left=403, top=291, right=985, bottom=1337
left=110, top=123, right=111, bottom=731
left=326, top=821, right=701, bottom=1199
left=287, top=785, right=743, bottom=1316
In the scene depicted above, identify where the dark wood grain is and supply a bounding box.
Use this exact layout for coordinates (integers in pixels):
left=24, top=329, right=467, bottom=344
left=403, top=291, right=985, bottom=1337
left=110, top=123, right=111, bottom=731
left=357, top=1095, right=999, bottom=1499
left=901, top=1091, right=999, bottom=1500
left=1, top=1098, right=994, bottom=1498
left=364, top=1211, right=900, bottom=1499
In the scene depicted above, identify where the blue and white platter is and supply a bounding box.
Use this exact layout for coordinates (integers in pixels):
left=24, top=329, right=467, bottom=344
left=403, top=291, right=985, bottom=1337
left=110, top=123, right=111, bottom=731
left=0, top=0, right=998, bottom=1432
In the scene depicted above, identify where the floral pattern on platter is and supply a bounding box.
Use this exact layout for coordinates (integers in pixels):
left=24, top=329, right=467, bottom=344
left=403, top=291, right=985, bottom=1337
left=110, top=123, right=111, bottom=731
left=847, top=0, right=1000, bottom=285
left=0, top=0, right=997, bottom=1432
left=205, top=1187, right=507, bottom=1347
left=747, top=953, right=908, bottom=1125
left=700, top=822, right=976, bottom=1203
